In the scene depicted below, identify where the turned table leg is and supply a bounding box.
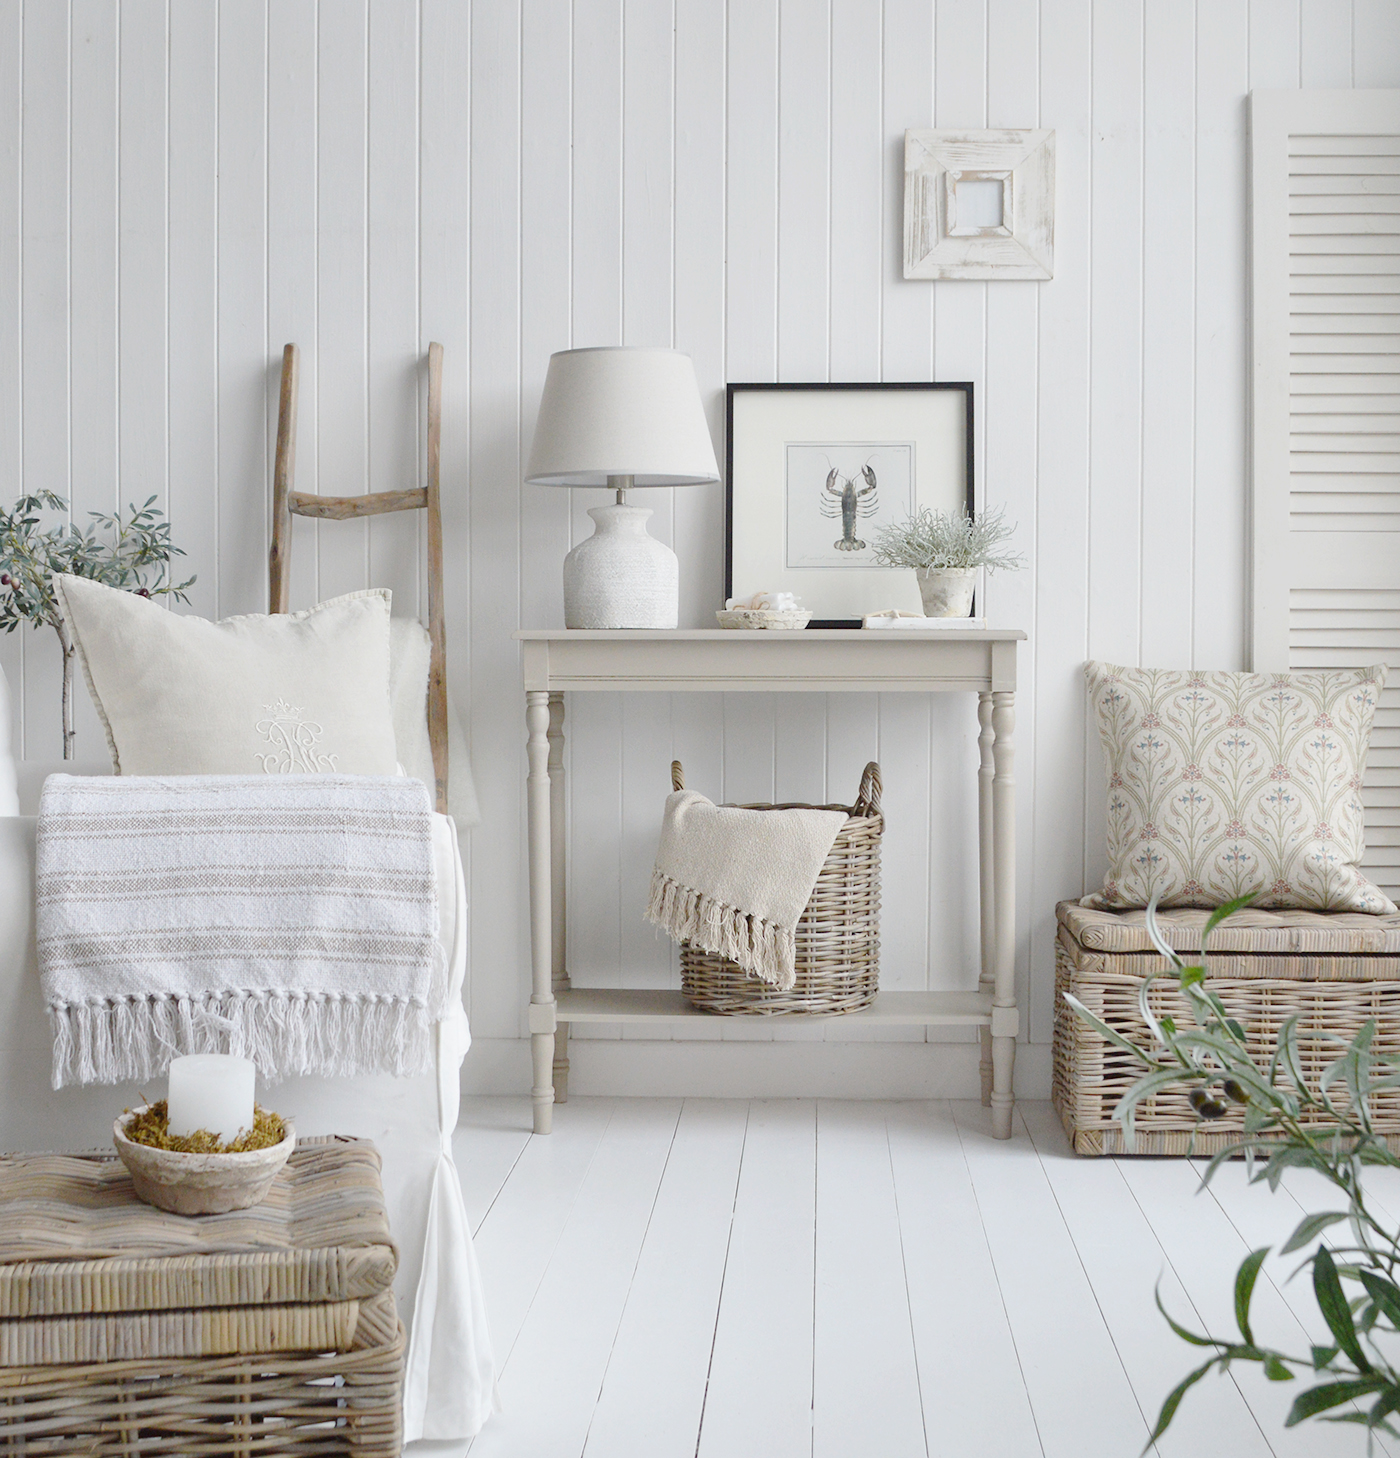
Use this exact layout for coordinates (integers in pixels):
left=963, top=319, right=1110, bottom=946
left=526, top=691, right=556, bottom=1134
left=977, top=692, right=994, bottom=1107
left=990, top=689, right=1018, bottom=1140
left=548, top=692, right=570, bottom=1102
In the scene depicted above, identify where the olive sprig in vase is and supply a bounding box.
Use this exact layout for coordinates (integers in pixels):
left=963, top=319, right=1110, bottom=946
left=0, top=492, right=194, bottom=757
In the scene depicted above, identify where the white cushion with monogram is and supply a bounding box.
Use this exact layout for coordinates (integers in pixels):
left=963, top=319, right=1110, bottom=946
left=1084, top=661, right=1394, bottom=915
left=55, top=575, right=399, bottom=778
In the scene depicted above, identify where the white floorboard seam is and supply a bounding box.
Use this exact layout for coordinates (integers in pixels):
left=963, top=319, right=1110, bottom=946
left=882, top=1106, right=933, bottom=1458
left=690, top=1101, right=753, bottom=1458
left=1015, top=1109, right=1168, bottom=1457
left=950, top=1105, right=1050, bottom=1458
left=1104, top=1154, right=1279, bottom=1456
left=491, top=1103, right=621, bottom=1382
left=468, top=1133, right=533, bottom=1239
left=809, top=1106, right=818, bottom=1458
left=578, top=1100, right=690, bottom=1458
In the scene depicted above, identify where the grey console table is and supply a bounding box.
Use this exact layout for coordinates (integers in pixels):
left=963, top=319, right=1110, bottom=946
left=515, top=628, right=1025, bottom=1138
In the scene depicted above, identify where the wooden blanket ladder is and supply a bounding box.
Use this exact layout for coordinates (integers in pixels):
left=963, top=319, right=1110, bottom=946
left=269, top=342, right=448, bottom=813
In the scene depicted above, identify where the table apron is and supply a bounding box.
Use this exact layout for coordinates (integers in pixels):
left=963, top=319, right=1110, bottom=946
left=521, top=637, right=1016, bottom=692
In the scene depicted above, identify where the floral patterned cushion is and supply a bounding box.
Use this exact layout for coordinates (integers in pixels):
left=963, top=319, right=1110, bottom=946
left=1084, top=662, right=1395, bottom=914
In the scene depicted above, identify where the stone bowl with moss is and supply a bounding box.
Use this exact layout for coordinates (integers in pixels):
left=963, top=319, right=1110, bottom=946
left=113, top=1101, right=295, bottom=1216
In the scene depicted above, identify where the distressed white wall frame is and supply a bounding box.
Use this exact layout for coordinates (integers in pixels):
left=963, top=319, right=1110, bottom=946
left=903, top=129, right=1054, bottom=280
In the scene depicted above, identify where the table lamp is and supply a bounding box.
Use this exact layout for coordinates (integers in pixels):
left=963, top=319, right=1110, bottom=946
left=525, top=346, right=720, bottom=628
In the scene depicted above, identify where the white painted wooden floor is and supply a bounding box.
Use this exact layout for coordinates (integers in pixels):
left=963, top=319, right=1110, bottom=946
left=454, top=1097, right=1400, bottom=1458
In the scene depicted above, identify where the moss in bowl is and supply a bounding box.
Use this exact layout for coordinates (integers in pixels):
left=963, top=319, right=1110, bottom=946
left=114, top=1101, right=295, bottom=1216
left=122, top=1099, right=287, bottom=1154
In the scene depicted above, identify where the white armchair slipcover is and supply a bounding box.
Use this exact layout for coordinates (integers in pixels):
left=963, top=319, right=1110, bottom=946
left=0, top=764, right=494, bottom=1446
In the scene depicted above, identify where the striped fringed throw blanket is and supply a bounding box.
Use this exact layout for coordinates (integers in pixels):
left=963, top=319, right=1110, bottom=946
left=36, top=774, right=442, bottom=1089
left=644, top=787, right=847, bottom=991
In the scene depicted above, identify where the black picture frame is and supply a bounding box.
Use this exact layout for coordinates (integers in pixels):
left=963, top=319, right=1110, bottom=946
left=725, top=382, right=975, bottom=629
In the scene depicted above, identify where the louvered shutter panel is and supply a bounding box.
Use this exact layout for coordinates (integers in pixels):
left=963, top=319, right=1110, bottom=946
left=1250, top=89, right=1400, bottom=902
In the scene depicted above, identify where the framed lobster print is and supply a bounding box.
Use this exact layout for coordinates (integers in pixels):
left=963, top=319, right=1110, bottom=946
left=725, top=382, right=974, bottom=627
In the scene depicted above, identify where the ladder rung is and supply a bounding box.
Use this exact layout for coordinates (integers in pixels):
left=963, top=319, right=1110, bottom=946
left=288, top=488, right=428, bottom=520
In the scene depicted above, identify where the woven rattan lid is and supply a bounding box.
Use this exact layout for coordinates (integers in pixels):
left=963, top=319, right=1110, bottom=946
left=1059, top=900, right=1400, bottom=956
left=0, top=1136, right=397, bottom=1319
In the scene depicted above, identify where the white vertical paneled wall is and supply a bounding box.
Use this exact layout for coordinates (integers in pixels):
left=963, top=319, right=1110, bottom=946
left=2, top=1, right=1397, bottom=1092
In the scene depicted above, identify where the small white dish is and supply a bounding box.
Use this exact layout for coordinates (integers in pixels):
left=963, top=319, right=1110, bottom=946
left=861, top=613, right=987, bottom=630
left=715, top=609, right=813, bottom=630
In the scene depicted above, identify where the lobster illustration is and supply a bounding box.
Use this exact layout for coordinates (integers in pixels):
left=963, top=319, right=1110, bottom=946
left=819, top=463, right=878, bottom=551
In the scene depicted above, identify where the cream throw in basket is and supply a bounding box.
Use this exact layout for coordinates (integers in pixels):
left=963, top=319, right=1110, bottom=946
left=650, top=761, right=883, bottom=1016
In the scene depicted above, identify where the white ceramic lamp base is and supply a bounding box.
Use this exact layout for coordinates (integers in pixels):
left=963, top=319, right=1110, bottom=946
left=563, top=503, right=679, bottom=629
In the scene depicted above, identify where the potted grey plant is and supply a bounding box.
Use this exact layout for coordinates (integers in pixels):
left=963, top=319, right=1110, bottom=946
left=871, top=503, right=1024, bottom=617
left=0, top=492, right=194, bottom=757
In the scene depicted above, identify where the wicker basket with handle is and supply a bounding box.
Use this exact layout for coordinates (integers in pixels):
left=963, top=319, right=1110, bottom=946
left=675, top=759, right=882, bottom=1016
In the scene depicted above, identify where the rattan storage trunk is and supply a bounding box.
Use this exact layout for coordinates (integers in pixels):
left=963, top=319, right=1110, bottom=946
left=676, top=760, right=883, bottom=1016
left=0, top=1135, right=403, bottom=1456
left=1053, top=899, right=1400, bottom=1155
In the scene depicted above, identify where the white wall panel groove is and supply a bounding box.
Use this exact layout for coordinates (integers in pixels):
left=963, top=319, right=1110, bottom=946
left=2, top=1, right=1397, bottom=1070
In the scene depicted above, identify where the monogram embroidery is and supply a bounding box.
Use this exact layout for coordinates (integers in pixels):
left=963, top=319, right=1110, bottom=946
left=255, top=699, right=339, bottom=774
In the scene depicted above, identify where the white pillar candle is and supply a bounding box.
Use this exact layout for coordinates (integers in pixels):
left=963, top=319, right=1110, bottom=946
left=166, top=1054, right=256, bottom=1141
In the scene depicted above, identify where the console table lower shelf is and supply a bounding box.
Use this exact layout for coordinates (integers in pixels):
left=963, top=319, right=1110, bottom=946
left=555, top=987, right=999, bottom=1026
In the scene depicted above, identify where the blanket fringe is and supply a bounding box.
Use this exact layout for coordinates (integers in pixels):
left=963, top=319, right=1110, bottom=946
left=645, top=869, right=796, bottom=992
left=48, top=990, right=435, bottom=1091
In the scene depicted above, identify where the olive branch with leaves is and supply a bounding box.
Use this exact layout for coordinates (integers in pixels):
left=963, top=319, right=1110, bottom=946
left=0, top=492, right=194, bottom=758
left=1067, top=894, right=1400, bottom=1452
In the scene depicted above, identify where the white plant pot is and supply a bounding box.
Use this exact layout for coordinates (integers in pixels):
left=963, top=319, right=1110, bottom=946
left=914, top=567, right=978, bottom=618
left=563, top=503, right=679, bottom=629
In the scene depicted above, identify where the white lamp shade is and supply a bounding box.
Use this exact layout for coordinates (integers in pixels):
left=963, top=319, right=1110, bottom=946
left=525, top=347, right=720, bottom=487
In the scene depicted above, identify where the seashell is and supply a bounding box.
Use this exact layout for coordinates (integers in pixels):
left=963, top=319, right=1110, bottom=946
left=725, top=591, right=801, bottom=612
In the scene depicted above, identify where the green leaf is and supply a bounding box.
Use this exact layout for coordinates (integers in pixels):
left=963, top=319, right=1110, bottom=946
left=1264, top=1354, right=1295, bottom=1381
left=1313, top=1246, right=1372, bottom=1372
left=1263, top=1142, right=1331, bottom=1190
left=1202, top=1139, right=1270, bottom=1186
left=1287, top=1377, right=1390, bottom=1425
left=1171, top=1029, right=1250, bottom=1061
left=1272, top=1013, right=1306, bottom=1091
left=1179, top=964, right=1205, bottom=989
left=1155, top=1282, right=1222, bottom=1349
left=1062, top=994, right=1155, bottom=1067
left=1204, top=893, right=1259, bottom=940
left=1136, top=974, right=1175, bottom=1053
left=1235, top=1248, right=1269, bottom=1346
left=1142, top=894, right=1186, bottom=970
left=1281, top=1211, right=1349, bottom=1256
left=1358, top=1270, right=1400, bottom=1332
left=1144, top=1358, right=1218, bottom=1450
left=1113, top=1068, right=1193, bottom=1124
left=1242, top=1101, right=1279, bottom=1135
